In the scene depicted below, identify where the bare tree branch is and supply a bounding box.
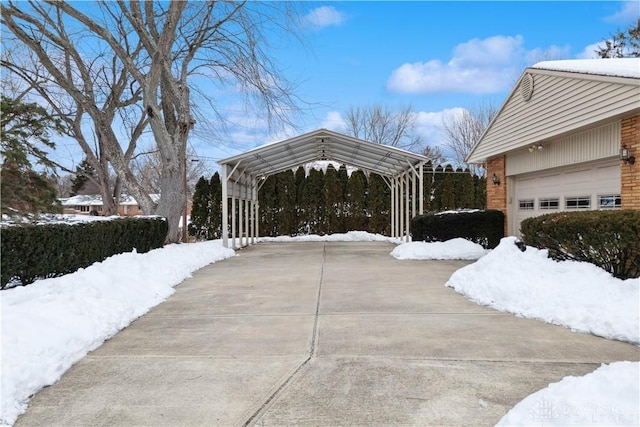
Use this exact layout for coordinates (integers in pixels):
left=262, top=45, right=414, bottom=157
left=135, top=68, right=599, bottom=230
left=441, top=100, right=497, bottom=175
left=343, top=104, right=422, bottom=151
left=3, top=0, right=305, bottom=242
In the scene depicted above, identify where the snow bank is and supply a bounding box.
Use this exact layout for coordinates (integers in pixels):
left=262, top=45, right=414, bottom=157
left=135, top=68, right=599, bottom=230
left=446, top=237, right=640, bottom=345
left=258, top=230, right=402, bottom=244
left=0, top=240, right=235, bottom=426
left=497, top=361, right=640, bottom=426
left=391, top=238, right=488, bottom=260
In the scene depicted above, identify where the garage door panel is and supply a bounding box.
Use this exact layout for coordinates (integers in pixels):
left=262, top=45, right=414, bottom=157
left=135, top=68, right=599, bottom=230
left=510, top=160, right=619, bottom=236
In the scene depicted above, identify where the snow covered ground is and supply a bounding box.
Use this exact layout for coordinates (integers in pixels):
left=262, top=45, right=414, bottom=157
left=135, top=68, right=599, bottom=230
left=496, top=361, right=639, bottom=426
left=446, top=236, right=639, bottom=345
left=0, top=239, right=235, bottom=426
left=1, top=231, right=638, bottom=426
left=258, top=230, right=402, bottom=244
left=400, top=236, right=639, bottom=426
left=391, top=237, right=488, bottom=260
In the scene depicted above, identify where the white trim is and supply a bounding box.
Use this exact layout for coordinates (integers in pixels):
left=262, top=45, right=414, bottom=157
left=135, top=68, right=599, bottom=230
left=218, top=129, right=426, bottom=247
left=467, top=61, right=639, bottom=164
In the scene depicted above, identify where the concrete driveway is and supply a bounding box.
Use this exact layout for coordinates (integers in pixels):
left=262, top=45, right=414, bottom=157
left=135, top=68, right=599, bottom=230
left=16, top=242, right=640, bottom=426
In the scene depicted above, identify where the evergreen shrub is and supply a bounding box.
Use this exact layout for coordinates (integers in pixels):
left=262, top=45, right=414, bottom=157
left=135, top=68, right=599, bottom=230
left=410, top=210, right=504, bottom=249
left=520, top=210, right=640, bottom=279
left=1, top=217, right=167, bottom=289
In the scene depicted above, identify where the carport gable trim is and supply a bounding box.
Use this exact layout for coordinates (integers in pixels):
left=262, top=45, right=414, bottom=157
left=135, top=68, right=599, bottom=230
left=219, top=129, right=427, bottom=248
left=218, top=128, right=427, bottom=180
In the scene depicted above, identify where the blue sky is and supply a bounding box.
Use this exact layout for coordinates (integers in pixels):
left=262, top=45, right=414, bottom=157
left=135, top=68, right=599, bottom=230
left=43, top=1, right=638, bottom=175
left=188, top=0, right=638, bottom=172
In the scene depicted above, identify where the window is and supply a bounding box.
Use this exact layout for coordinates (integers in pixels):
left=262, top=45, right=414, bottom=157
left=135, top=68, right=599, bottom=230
left=539, top=198, right=559, bottom=210
left=565, top=196, right=591, bottom=209
left=518, top=199, right=535, bottom=210
left=598, top=195, right=621, bottom=209
left=77, top=205, right=90, bottom=212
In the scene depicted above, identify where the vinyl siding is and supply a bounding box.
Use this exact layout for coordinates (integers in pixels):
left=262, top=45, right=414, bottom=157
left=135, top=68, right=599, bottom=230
left=506, top=121, right=620, bottom=175
left=467, top=70, right=640, bottom=163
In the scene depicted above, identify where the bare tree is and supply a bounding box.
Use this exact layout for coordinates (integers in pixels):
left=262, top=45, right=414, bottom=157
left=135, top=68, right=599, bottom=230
left=131, top=145, right=209, bottom=195
left=342, top=104, right=422, bottom=151
left=421, top=144, right=446, bottom=165
left=2, top=1, right=302, bottom=242
left=597, top=18, right=640, bottom=58
left=441, top=101, right=497, bottom=175
left=1, top=2, right=146, bottom=215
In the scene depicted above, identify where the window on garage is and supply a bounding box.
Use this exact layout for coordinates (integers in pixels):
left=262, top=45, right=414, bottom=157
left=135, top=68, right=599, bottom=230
left=565, top=196, right=591, bottom=209
left=598, top=194, right=621, bottom=209
left=539, top=198, right=559, bottom=210
left=518, top=199, right=535, bottom=210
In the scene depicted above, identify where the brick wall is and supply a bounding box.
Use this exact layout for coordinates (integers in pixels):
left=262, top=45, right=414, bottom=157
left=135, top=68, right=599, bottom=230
left=621, top=115, right=639, bottom=210
left=486, top=155, right=507, bottom=214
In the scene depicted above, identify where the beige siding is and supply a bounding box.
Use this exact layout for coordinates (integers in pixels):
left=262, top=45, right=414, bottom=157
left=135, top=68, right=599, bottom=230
left=506, top=121, right=620, bottom=175
left=468, top=70, right=640, bottom=163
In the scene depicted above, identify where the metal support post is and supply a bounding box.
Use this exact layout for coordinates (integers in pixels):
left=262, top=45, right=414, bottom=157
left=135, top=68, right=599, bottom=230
left=221, top=165, right=229, bottom=248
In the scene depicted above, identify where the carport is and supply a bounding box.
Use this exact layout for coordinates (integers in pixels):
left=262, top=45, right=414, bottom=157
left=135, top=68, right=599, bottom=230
left=218, top=128, right=429, bottom=248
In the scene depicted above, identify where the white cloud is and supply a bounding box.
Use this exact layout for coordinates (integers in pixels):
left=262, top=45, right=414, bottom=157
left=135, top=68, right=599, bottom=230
left=303, top=6, right=346, bottom=30
left=450, top=35, right=524, bottom=67
left=387, top=35, right=525, bottom=95
left=319, top=111, right=347, bottom=131
left=576, top=42, right=605, bottom=59
left=604, top=1, right=639, bottom=23
left=412, top=108, right=467, bottom=160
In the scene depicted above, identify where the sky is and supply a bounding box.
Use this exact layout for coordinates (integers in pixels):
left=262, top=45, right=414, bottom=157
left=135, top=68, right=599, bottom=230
left=32, top=1, right=640, bottom=176
left=180, top=0, right=639, bottom=174
left=1, top=225, right=638, bottom=425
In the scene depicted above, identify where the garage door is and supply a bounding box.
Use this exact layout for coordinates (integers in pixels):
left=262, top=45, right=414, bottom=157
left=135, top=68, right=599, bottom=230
left=510, top=160, right=620, bottom=236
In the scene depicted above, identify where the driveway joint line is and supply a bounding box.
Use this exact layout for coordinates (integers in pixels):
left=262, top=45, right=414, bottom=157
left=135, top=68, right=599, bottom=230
left=241, top=243, right=326, bottom=427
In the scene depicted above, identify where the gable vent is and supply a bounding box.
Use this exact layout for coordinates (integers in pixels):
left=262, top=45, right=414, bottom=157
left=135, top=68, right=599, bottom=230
left=520, top=73, right=534, bottom=101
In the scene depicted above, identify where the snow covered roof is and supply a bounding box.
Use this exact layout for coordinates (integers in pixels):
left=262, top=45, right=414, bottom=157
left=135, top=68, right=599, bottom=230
left=60, top=194, right=160, bottom=206
left=532, top=58, right=640, bottom=79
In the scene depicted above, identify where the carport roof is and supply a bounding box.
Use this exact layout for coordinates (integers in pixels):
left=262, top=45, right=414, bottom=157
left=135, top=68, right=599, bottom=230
left=218, top=128, right=428, bottom=179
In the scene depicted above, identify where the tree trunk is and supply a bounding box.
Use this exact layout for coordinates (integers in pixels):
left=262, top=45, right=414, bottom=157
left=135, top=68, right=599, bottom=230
left=155, top=159, right=186, bottom=243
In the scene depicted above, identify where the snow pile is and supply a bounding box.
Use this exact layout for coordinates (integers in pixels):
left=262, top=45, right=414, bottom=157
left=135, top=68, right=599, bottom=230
left=497, top=361, right=640, bottom=426
left=258, top=230, right=402, bottom=244
left=446, top=237, right=640, bottom=345
left=391, top=238, right=488, bottom=260
left=2, top=232, right=638, bottom=426
left=0, top=240, right=235, bottom=426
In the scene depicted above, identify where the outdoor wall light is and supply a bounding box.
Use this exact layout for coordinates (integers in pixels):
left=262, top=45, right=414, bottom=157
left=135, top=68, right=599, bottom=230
left=492, top=173, right=501, bottom=185
left=620, top=145, right=635, bottom=165
left=528, top=144, right=543, bottom=152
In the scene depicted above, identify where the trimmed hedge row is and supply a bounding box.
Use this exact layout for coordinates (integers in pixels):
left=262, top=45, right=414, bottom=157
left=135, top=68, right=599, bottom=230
left=521, top=210, right=640, bottom=280
left=410, top=210, right=505, bottom=249
left=1, top=217, right=168, bottom=289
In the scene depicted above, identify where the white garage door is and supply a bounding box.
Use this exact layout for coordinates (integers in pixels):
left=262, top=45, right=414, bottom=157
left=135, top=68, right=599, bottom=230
left=510, top=160, right=620, bottom=236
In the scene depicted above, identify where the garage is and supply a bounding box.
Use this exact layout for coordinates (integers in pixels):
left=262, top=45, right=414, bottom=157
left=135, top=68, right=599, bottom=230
left=509, top=159, right=620, bottom=236
left=465, top=59, right=639, bottom=235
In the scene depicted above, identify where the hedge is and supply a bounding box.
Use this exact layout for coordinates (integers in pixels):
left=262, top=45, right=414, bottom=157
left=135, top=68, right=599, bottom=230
left=410, top=210, right=505, bottom=249
left=1, top=217, right=168, bottom=289
left=520, top=210, right=640, bottom=279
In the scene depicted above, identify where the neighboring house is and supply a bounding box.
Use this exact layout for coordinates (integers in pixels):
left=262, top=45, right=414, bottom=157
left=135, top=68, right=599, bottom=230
left=59, top=194, right=163, bottom=216
left=467, top=58, right=640, bottom=236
